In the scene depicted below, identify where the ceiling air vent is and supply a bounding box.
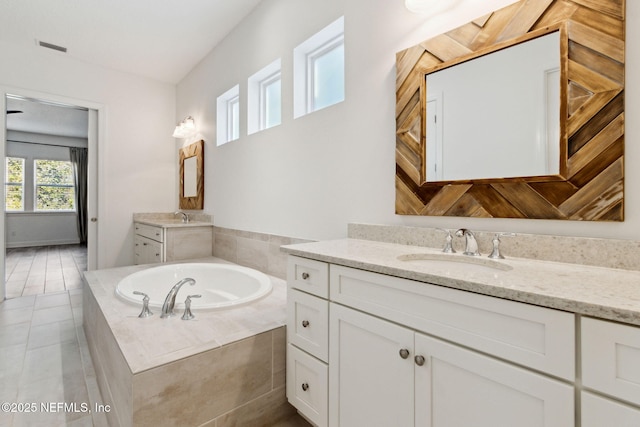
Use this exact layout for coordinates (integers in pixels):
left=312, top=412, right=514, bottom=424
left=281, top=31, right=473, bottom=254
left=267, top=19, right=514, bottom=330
left=37, top=40, right=67, bottom=53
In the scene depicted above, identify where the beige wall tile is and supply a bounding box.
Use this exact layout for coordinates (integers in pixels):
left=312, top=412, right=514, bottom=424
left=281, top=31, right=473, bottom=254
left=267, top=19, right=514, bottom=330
left=272, top=327, right=286, bottom=390
left=215, top=386, right=296, bottom=427
left=133, top=332, right=273, bottom=426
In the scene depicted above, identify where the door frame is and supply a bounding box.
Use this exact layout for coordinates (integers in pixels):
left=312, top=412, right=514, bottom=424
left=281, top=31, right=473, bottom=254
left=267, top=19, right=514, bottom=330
left=1, top=86, right=106, bottom=301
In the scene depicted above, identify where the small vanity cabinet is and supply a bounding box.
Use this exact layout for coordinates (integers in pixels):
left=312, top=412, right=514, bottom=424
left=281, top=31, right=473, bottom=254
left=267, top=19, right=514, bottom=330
left=133, top=221, right=213, bottom=265
left=581, top=317, right=640, bottom=426
left=286, top=256, right=329, bottom=427
left=286, top=255, right=576, bottom=427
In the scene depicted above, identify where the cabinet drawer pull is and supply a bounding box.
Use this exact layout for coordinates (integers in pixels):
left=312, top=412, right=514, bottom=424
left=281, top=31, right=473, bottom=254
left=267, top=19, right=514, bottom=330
left=301, top=382, right=309, bottom=392
left=143, top=242, right=148, bottom=246
left=301, top=272, right=310, bottom=280
left=415, top=355, right=426, bottom=366
left=302, top=320, right=310, bottom=328
left=399, top=348, right=410, bottom=359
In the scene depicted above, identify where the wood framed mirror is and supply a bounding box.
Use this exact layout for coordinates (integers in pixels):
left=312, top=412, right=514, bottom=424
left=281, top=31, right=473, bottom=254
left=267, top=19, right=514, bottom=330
left=395, top=0, right=625, bottom=221
left=179, top=140, right=204, bottom=209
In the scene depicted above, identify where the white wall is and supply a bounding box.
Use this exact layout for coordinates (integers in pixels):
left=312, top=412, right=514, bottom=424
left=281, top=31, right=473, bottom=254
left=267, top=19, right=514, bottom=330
left=177, top=0, right=639, bottom=242
left=0, top=41, right=177, bottom=267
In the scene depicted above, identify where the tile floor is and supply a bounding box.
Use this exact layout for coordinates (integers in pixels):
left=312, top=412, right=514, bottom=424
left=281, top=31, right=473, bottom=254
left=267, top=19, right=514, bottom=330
left=0, top=290, right=108, bottom=427
left=4, top=245, right=87, bottom=299
left=1, top=246, right=310, bottom=426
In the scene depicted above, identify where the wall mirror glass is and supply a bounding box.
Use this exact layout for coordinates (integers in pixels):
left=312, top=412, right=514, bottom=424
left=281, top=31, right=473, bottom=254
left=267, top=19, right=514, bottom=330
left=395, top=0, right=625, bottom=221
left=179, top=140, right=204, bottom=209
left=426, top=31, right=560, bottom=182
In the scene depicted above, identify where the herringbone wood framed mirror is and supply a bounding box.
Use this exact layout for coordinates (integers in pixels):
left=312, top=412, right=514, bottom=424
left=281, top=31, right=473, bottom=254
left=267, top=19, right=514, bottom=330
left=396, top=0, right=625, bottom=220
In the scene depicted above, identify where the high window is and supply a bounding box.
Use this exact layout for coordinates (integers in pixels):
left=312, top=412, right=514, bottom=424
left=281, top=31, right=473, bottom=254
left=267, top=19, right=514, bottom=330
left=294, top=16, right=345, bottom=118
left=34, top=159, right=75, bottom=211
left=217, top=85, right=240, bottom=146
left=248, top=59, right=282, bottom=135
left=5, top=157, right=25, bottom=211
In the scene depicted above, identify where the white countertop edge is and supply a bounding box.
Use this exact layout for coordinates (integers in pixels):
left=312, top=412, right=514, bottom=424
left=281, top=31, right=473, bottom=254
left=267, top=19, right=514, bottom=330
left=281, top=239, right=640, bottom=326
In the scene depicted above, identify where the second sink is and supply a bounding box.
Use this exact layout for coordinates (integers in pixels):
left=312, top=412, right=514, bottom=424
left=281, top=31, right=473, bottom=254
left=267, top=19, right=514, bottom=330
left=397, top=253, right=513, bottom=272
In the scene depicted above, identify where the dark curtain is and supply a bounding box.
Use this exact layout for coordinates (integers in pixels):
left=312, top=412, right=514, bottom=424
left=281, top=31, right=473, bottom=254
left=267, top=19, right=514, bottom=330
left=70, top=147, right=88, bottom=245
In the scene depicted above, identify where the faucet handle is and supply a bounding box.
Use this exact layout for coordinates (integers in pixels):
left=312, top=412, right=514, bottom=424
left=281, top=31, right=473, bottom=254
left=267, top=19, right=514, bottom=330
left=436, top=228, right=456, bottom=253
left=488, top=233, right=516, bottom=259
left=133, top=291, right=153, bottom=318
left=181, top=294, right=201, bottom=320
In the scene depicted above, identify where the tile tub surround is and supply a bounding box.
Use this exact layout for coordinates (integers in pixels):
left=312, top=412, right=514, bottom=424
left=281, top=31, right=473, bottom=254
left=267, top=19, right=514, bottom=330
left=348, top=223, right=640, bottom=271
left=83, top=257, right=299, bottom=427
left=281, top=238, right=640, bottom=326
left=213, top=226, right=313, bottom=280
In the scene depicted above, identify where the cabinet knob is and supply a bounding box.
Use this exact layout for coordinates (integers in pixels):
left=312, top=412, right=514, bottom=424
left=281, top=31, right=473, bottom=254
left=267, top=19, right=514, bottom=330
left=399, top=348, right=410, bottom=359
left=301, top=272, right=310, bottom=280
left=301, top=382, right=309, bottom=392
left=415, top=355, right=426, bottom=366
left=302, top=320, right=310, bottom=328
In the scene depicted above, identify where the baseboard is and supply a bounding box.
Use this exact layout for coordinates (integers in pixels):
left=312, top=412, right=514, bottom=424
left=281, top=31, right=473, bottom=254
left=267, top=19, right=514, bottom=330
left=6, top=239, right=81, bottom=249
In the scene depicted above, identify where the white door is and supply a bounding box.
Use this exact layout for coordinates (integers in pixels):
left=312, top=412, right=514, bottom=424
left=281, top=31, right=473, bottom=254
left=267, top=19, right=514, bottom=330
left=329, top=303, right=414, bottom=427
left=414, top=332, right=574, bottom=427
left=87, top=109, right=99, bottom=270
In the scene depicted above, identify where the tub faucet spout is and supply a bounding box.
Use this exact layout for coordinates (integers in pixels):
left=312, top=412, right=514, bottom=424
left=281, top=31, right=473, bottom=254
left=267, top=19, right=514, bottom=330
left=161, top=277, right=196, bottom=318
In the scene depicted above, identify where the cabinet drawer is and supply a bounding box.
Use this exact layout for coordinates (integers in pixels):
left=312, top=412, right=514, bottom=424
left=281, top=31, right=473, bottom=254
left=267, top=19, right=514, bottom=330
left=134, top=223, right=163, bottom=242
left=134, top=235, right=163, bottom=265
left=330, top=264, right=575, bottom=380
left=288, top=289, right=329, bottom=362
left=582, top=317, right=640, bottom=406
left=287, top=256, right=329, bottom=298
left=582, top=392, right=640, bottom=426
left=287, top=344, right=328, bottom=427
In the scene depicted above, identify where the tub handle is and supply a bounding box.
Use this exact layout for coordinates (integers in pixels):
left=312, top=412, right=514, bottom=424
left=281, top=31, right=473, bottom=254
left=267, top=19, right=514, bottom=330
left=133, top=291, right=153, bottom=318
left=181, top=294, right=202, bottom=320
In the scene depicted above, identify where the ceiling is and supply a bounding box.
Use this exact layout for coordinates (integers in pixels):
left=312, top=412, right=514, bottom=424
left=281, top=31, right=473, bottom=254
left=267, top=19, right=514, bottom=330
left=1, top=0, right=263, bottom=138
left=6, top=96, right=89, bottom=139
left=0, top=0, right=263, bottom=84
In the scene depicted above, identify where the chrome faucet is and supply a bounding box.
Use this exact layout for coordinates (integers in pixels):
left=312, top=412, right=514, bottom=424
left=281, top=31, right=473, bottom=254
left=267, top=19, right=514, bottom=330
left=161, top=277, right=196, bottom=318
left=488, top=232, right=516, bottom=259
left=455, top=229, right=480, bottom=256
left=436, top=228, right=456, bottom=253
left=174, top=211, right=189, bottom=223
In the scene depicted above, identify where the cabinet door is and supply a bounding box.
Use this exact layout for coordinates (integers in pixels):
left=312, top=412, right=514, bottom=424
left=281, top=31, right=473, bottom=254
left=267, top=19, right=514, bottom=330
left=329, top=303, right=414, bottom=427
left=582, top=391, right=640, bottom=427
left=414, top=333, right=574, bottom=427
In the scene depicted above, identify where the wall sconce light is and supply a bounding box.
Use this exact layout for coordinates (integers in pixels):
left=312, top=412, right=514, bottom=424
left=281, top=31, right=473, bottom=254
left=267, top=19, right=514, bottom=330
left=405, top=0, right=430, bottom=14
left=172, top=116, right=196, bottom=138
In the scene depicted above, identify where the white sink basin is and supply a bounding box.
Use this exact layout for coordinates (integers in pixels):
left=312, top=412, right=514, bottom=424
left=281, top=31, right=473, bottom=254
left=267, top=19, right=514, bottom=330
left=397, top=253, right=513, bottom=272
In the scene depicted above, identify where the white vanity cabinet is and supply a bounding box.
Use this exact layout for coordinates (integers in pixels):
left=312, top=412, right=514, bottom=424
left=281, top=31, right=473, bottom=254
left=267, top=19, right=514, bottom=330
left=286, top=256, right=330, bottom=427
left=134, top=223, right=163, bottom=264
left=328, top=264, right=574, bottom=427
left=581, top=317, right=640, bottom=425
left=286, top=255, right=576, bottom=427
left=133, top=222, right=213, bottom=265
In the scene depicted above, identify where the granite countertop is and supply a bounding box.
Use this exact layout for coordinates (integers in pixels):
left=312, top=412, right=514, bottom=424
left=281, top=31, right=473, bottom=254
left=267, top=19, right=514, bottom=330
left=281, top=238, right=640, bottom=326
left=83, top=257, right=286, bottom=374
left=134, top=218, right=213, bottom=228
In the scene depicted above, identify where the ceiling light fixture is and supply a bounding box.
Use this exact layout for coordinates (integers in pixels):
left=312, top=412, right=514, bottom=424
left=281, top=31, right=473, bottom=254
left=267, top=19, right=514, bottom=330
left=405, top=0, right=430, bottom=14
left=172, top=116, right=196, bottom=138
